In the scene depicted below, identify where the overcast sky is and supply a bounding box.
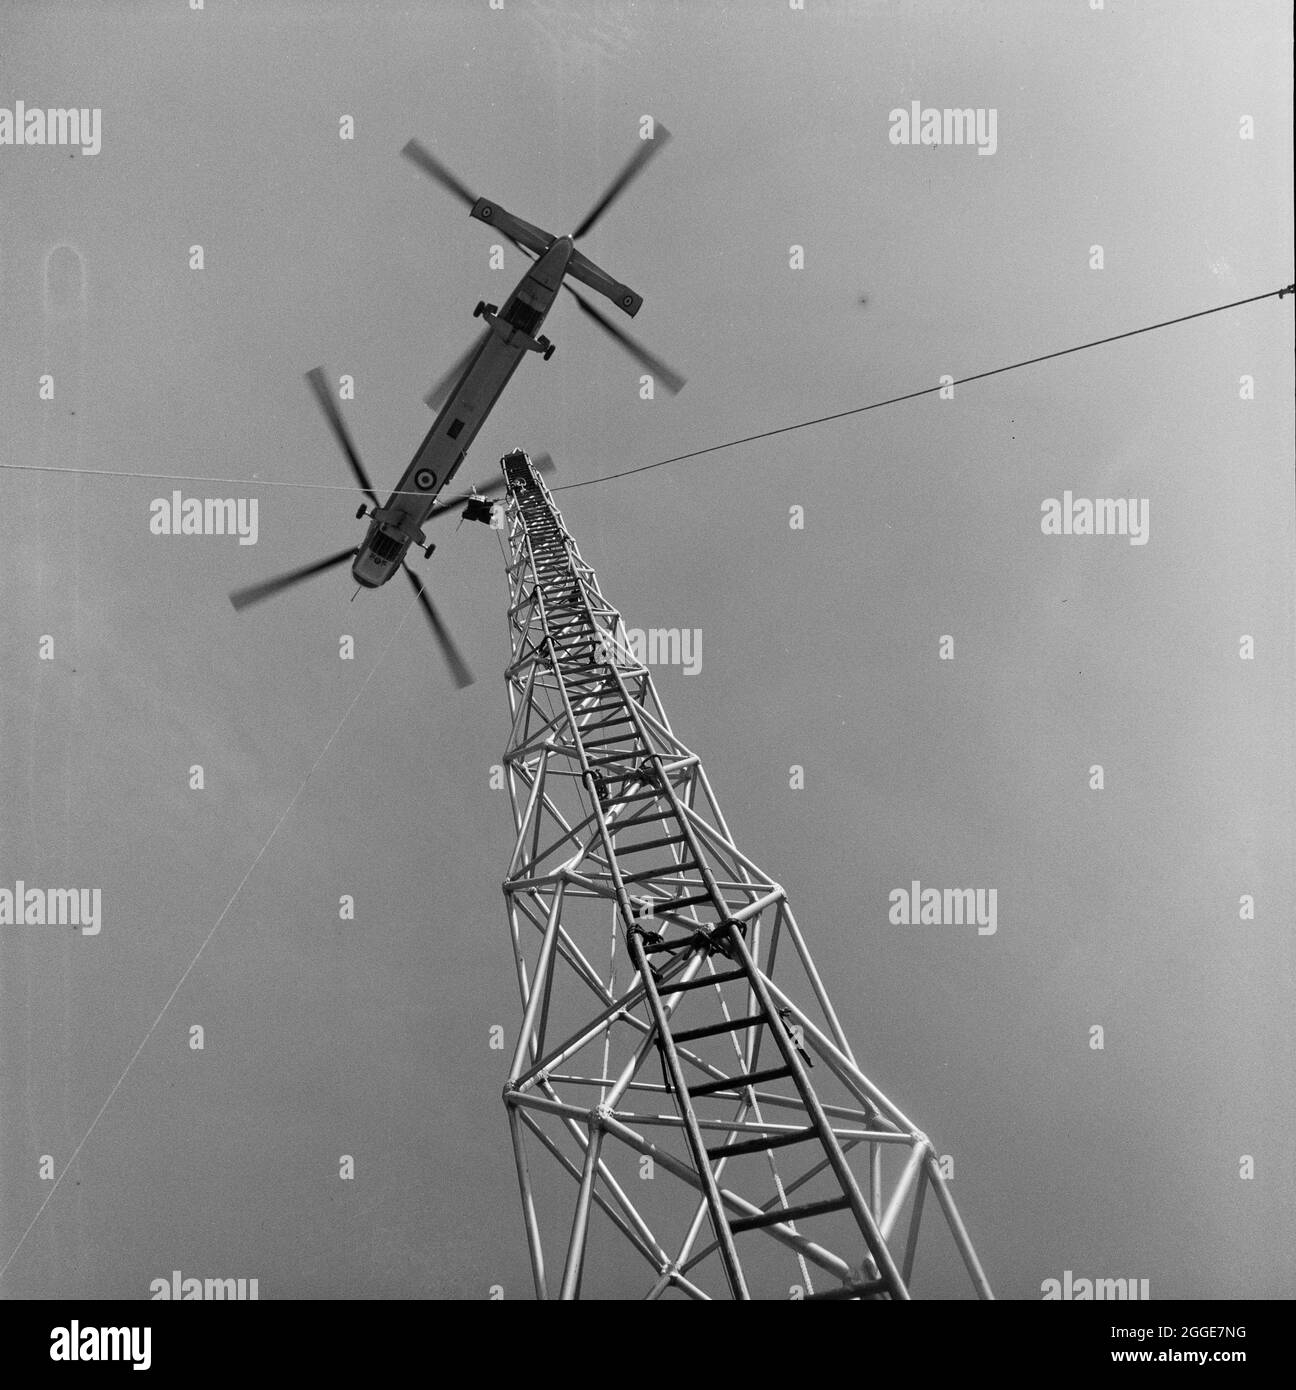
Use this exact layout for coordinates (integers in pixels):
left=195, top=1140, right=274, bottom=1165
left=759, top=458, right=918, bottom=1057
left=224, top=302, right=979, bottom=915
left=1, top=0, right=1292, bottom=1299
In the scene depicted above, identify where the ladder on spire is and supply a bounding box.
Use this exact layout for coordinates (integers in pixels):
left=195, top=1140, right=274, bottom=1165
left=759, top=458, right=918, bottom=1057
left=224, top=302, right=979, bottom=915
left=497, top=449, right=992, bottom=1300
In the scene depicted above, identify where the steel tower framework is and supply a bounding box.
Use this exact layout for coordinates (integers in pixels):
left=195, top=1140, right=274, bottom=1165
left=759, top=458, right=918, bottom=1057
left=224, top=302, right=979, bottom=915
left=496, top=450, right=992, bottom=1300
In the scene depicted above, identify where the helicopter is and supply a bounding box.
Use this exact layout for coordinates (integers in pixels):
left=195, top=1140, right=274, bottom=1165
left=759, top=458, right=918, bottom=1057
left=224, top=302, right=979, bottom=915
left=229, top=129, right=685, bottom=689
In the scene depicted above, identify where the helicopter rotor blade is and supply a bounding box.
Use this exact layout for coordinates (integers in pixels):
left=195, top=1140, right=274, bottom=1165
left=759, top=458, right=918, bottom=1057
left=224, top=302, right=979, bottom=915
left=564, top=285, right=686, bottom=394
left=402, top=564, right=474, bottom=687
left=571, top=125, right=671, bottom=241
left=423, top=331, right=490, bottom=411
left=230, top=548, right=357, bottom=612
left=400, top=138, right=478, bottom=210
left=402, top=138, right=536, bottom=263
left=423, top=453, right=555, bottom=522
left=305, top=368, right=380, bottom=507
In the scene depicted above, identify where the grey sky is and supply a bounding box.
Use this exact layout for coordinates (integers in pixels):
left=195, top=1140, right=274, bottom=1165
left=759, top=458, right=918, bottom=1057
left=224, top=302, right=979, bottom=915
left=1, top=0, right=1292, bottom=1298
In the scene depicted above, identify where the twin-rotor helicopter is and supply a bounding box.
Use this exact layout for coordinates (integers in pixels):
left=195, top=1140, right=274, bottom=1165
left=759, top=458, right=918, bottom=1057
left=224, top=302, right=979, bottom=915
left=230, top=129, right=685, bottom=686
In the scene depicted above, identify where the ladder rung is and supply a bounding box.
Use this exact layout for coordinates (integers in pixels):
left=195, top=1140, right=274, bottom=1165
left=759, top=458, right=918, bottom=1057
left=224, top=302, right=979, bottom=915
left=580, top=709, right=634, bottom=726
left=653, top=892, right=712, bottom=912
left=729, top=1196, right=851, bottom=1235
left=689, top=1064, right=791, bottom=1098
left=613, top=833, right=688, bottom=856
left=580, top=726, right=636, bottom=744
left=705, top=1125, right=819, bottom=1161
left=673, top=1012, right=765, bottom=1045
left=581, top=732, right=637, bottom=750
left=619, top=862, right=699, bottom=884
left=655, top=968, right=747, bottom=995
left=602, top=788, right=662, bottom=807
left=614, top=806, right=679, bottom=828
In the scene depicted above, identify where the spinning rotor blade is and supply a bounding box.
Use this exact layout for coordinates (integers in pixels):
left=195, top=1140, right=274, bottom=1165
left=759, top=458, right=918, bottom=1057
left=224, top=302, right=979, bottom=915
left=402, top=140, right=536, bottom=260
left=402, top=565, right=474, bottom=688
left=423, top=453, right=555, bottom=522
left=306, top=368, right=379, bottom=507
left=230, top=548, right=356, bottom=611
left=565, top=285, right=686, bottom=394
left=424, top=331, right=490, bottom=410
left=401, top=138, right=478, bottom=209
left=572, top=125, right=671, bottom=241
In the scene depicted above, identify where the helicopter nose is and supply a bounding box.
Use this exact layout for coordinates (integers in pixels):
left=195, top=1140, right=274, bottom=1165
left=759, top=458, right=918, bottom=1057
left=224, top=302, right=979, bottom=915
left=350, top=554, right=383, bottom=588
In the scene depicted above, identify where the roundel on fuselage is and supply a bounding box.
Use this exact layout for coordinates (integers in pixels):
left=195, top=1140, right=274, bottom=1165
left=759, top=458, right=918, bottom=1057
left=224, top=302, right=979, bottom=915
left=415, top=469, right=437, bottom=490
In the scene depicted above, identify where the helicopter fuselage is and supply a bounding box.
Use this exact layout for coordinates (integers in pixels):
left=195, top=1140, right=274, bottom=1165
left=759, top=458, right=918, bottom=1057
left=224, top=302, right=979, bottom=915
left=351, top=236, right=574, bottom=589
left=229, top=129, right=676, bottom=688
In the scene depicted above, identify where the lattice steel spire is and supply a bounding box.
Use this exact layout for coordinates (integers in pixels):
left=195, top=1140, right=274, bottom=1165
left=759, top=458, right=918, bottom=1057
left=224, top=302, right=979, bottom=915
left=496, top=449, right=992, bottom=1300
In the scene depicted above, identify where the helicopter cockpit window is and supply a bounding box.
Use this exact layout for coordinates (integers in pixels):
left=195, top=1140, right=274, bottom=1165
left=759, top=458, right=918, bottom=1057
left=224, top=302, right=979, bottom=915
left=370, top=531, right=403, bottom=563
left=503, top=299, right=543, bottom=336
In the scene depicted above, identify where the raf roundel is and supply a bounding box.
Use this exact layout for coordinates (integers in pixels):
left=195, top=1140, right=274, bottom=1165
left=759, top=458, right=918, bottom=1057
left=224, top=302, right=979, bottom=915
left=415, top=469, right=437, bottom=490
